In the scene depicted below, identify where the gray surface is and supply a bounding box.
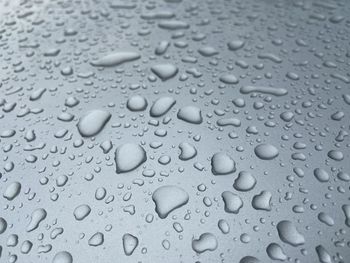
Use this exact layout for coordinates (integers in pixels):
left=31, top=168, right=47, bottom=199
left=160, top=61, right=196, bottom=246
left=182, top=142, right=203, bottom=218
left=0, top=0, right=350, bottom=262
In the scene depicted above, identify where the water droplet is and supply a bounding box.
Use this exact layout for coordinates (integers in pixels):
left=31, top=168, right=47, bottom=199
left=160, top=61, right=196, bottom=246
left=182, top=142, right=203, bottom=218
left=88, top=232, right=104, bottom=246
left=127, top=95, right=148, bottom=112
left=221, top=191, right=243, bottom=214
left=27, top=208, right=47, bottom=232
left=177, top=106, right=203, bottom=124
left=254, top=144, right=279, bottom=160
left=192, top=233, right=218, bottom=253
left=122, top=233, right=139, bottom=256
left=115, top=143, right=147, bottom=173
left=233, top=171, right=256, bottom=191
left=151, top=64, right=178, bottom=81
left=73, top=204, right=91, bottom=221
left=152, top=185, right=189, bottom=219
left=3, top=181, right=21, bottom=201
left=266, top=243, right=287, bottom=261
left=211, top=153, right=236, bottom=175
left=77, top=110, right=111, bottom=137
left=150, top=97, right=176, bottom=117
left=52, top=251, right=73, bottom=263
left=91, top=51, right=140, bottom=67
left=276, top=220, right=305, bottom=246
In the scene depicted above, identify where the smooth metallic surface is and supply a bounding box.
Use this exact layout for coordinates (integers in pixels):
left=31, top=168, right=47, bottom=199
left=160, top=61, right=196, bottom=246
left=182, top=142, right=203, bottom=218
left=0, top=0, right=349, bottom=262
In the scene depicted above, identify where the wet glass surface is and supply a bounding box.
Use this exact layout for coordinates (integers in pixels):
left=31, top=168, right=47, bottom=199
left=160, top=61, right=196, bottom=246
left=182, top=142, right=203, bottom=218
left=0, top=0, right=350, bottom=262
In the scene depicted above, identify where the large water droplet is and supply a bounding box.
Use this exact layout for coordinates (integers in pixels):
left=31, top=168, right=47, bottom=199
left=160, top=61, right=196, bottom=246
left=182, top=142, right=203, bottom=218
left=221, top=191, right=243, bottom=214
left=192, top=233, right=218, bottom=253
left=177, top=106, right=203, bottom=124
left=254, top=144, right=279, bottom=160
left=91, top=51, right=140, bottom=67
left=152, top=185, right=189, bottom=219
left=114, top=143, right=147, bottom=173
left=151, top=64, right=178, bottom=81
left=276, top=220, right=305, bottom=247
left=52, top=251, right=73, bottom=263
left=150, top=97, right=176, bottom=117
left=211, top=153, right=236, bottom=175
left=122, top=233, right=139, bottom=256
left=3, top=181, right=21, bottom=201
left=77, top=110, right=111, bottom=137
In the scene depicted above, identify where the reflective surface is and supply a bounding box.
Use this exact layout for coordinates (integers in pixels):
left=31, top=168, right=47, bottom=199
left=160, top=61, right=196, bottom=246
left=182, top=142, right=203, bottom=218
left=0, top=0, right=350, bottom=262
